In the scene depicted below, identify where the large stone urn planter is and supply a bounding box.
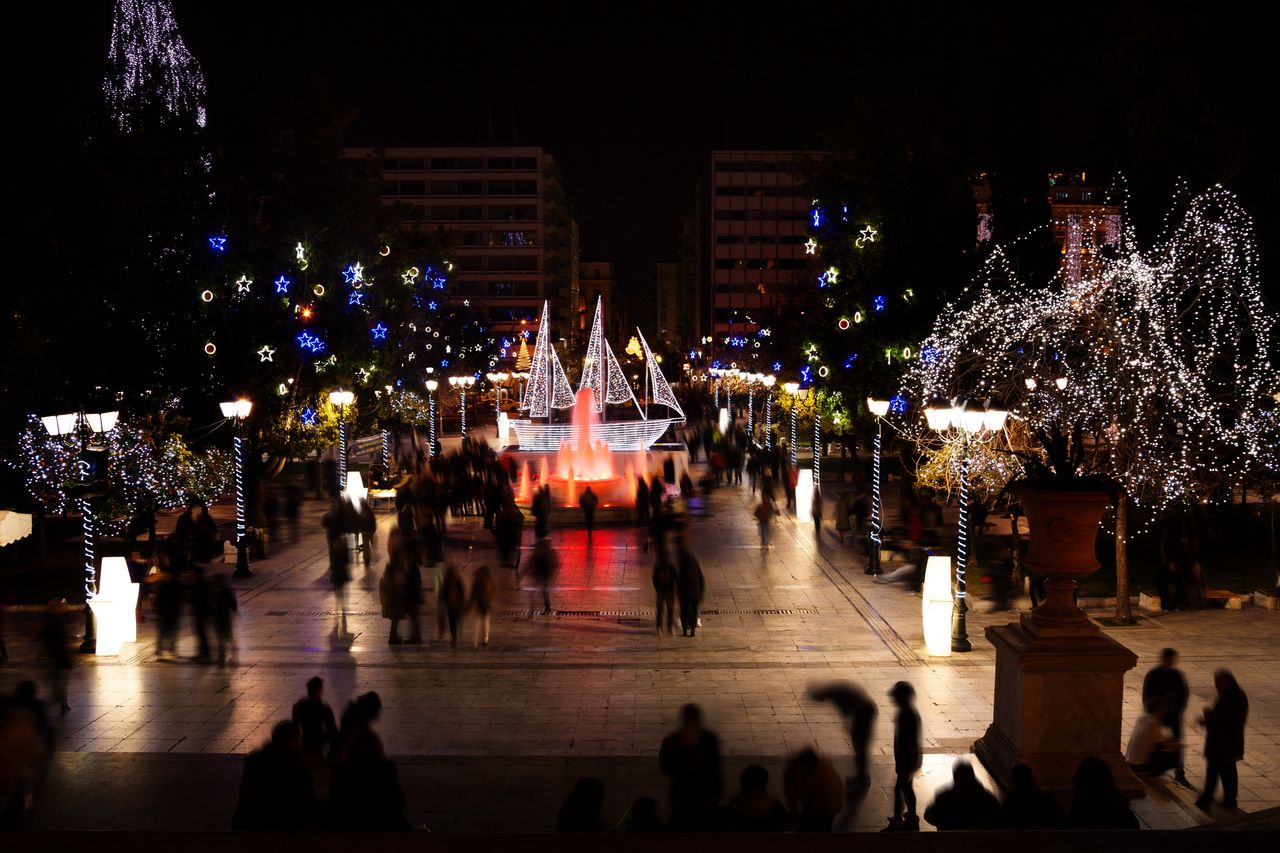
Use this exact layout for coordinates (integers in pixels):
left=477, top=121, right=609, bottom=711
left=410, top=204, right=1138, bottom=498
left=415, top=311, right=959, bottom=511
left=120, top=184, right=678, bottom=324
left=974, top=483, right=1142, bottom=798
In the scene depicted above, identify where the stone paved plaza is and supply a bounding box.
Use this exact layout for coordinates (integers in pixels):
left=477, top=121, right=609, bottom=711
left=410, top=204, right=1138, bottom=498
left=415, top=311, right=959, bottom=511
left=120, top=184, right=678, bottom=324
left=3, top=462, right=1278, bottom=831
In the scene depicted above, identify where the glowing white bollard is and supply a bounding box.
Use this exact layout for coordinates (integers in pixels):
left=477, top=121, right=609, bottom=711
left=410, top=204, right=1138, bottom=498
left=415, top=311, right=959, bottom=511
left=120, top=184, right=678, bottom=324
left=795, top=469, right=814, bottom=523
left=344, top=470, right=368, bottom=506
left=497, top=412, right=511, bottom=448
left=91, top=556, right=140, bottom=656
left=922, top=555, right=954, bottom=657
left=718, top=407, right=730, bottom=436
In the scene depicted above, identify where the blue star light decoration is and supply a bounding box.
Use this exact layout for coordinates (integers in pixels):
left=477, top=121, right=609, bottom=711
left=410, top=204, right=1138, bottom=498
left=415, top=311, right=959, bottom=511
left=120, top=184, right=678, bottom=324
left=427, top=300, right=438, bottom=311
left=772, top=361, right=782, bottom=372
left=889, top=394, right=909, bottom=414
left=348, top=291, right=365, bottom=306
left=811, top=207, right=824, bottom=228
left=440, top=358, right=450, bottom=368
left=300, top=407, right=317, bottom=427
left=844, top=353, right=859, bottom=369
left=296, top=331, right=325, bottom=353
left=430, top=275, right=446, bottom=290
left=342, top=262, right=364, bottom=284
left=921, top=345, right=939, bottom=364
left=800, top=365, right=813, bottom=385
left=371, top=323, right=388, bottom=342
left=873, top=295, right=887, bottom=312
left=274, top=275, right=291, bottom=294
left=208, top=236, right=227, bottom=253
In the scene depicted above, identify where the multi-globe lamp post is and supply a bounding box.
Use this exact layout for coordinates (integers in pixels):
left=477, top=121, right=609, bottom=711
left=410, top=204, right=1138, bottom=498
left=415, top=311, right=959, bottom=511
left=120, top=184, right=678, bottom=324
left=449, top=375, right=476, bottom=436
left=425, top=378, right=439, bottom=456
left=486, top=371, right=510, bottom=439
left=923, top=396, right=1009, bottom=652
left=40, top=410, right=118, bottom=653
left=865, top=396, right=891, bottom=576
left=329, top=389, right=355, bottom=491
left=219, top=398, right=254, bottom=578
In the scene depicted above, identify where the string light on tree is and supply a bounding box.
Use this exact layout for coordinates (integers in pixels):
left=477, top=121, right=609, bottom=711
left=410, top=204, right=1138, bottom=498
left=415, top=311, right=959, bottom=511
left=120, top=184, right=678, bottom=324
left=103, top=0, right=208, bottom=133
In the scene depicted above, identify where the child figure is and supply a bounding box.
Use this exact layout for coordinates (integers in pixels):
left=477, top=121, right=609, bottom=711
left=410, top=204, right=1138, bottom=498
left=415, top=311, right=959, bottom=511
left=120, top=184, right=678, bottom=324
left=884, top=681, right=922, bottom=831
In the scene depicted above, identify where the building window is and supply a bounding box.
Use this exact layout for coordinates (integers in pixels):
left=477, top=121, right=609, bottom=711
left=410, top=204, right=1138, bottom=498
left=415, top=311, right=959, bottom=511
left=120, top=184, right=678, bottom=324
left=513, top=179, right=538, bottom=195
left=488, top=179, right=513, bottom=195
left=457, top=157, right=483, bottom=169
left=513, top=156, right=537, bottom=169
left=457, top=180, right=483, bottom=195
left=429, top=157, right=456, bottom=169
left=398, top=157, right=425, bottom=170
left=488, top=157, right=514, bottom=170
left=430, top=180, right=457, bottom=194
left=457, top=205, right=485, bottom=220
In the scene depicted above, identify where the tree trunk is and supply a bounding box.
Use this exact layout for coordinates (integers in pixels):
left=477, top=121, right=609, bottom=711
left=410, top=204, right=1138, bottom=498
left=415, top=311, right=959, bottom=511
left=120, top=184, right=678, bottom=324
left=313, top=449, right=324, bottom=501
left=1115, top=494, right=1133, bottom=624
left=1009, top=506, right=1022, bottom=587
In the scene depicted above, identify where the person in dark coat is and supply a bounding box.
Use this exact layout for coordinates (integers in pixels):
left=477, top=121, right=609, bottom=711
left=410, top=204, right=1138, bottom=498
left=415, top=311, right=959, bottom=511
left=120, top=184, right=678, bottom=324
left=723, top=764, right=793, bottom=832
left=555, top=776, right=604, bottom=832
left=1196, top=669, right=1249, bottom=811
left=439, top=564, right=466, bottom=647
left=154, top=567, right=184, bottom=658
left=1002, top=763, right=1064, bottom=829
left=808, top=682, right=877, bottom=788
left=1143, top=647, right=1191, bottom=786
left=330, top=694, right=411, bottom=831
left=885, top=681, right=921, bottom=831
left=1067, top=756, right=1138, bottom=829
left=635, top=477, right=650, bottom=525
left=211, top=575, right=237, bottom=667
left=532, top=484, right=552, bottom=539
left=469, top=565, right=497, bottom=647
left=526, top=538, right=558, bottom=615
left=292, top=676, right=337, bottom=758
left=923, top=761, right=1004, bottom=830
left=579, top=486, right=599, bottom=539
left=187, top=567, right=211, bottom=662
left=783, top=747, right=844, bottom=832
left=494, top=501, right=525, bottom=569
left=675, top=545, right=705, bottom=637
left=325, top=512, right=352, bottom=638
left=652, top=550, right=677, bottom=634
left=659, top=704, right=722, bottom=831
left=231, top=721, right=317, bottom=831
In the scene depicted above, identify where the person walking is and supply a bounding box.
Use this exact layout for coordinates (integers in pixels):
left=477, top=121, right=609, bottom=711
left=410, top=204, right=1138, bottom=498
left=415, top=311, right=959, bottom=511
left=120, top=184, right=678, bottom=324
left=188, top=566, right=212, bottom=662
left=676, top=544, right=705, bottom=637
left=1142, top=647, right=1191, bottom=786
left=636, top=477, right=650, bottom=526
left=923, top=761, right=1004, bottom=830
left=579, top=485, right=598, bottom=540
left=327, top=516, right=352, bottom=639
left=526, top=538, right=558, bottom=615
left=1196, top=669, right=1249, bottom=811
left=808, top=682, right=877, bottom=789
left=470, top=565, right=497, bottom=647
left=380, top=550, right=407, bottom=645
left=782, top=747, right=844, bottom=832
left=659, top=704, right=722, bottom=831
left=39, top=604, right=72, bottom=714
left=652, top=549, right=677, bottom=635
left=533, top=484, right=551, bottom=540
left=439, top=564, right=466, bottom=648
left=754, top=498, right=774, bottom=548
left=211, top=575, right=238, bottom=667
left=812, top=485, right=824, bottom=544
left=884, top=681, right=921, bottom=831
left=154, top=563, right=184, bottom=658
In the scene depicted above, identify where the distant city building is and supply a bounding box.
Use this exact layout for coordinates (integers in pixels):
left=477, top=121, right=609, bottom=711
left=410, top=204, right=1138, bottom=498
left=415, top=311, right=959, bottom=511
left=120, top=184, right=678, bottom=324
left=579, top=261, right=625, bottom=343
left=703, top=151, right=825, bottom=351
left=654, top=262, right=679, bottom=350
left=343, top=145, right=579, bottom=340
left=973, top=171, right=1122, bottom=283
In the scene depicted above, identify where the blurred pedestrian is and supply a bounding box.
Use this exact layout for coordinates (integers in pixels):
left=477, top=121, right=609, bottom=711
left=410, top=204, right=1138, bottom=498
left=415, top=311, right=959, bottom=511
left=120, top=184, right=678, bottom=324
left=782, top=747, right=844, bottom=832
left=1002, top=763, right=1064, bottom=830
left=1196, top=669, right=1249, bottom=811
left=1067, top=756, right=1138, bottom=829
left=636, top=477, right=650, bottom=526
left=326, top=511, right=352, bottom=639
left=676, top=544, right=705, bottom=638
left=231, top=721, right=317, bottom=831
left=212, top=575, right=238, bottom=667
left=923, top=761, right=1004, bottom=830
left=883, top=681, right=921, bottom=831
left=380, top=548, right=407, bottom=645
left=155, top=565, right=184, bottom=658
left=292, top=676, right=337, bottom=759
left=579, top=485, right=598, bottom=540
left=556, top=776, right=604, bottom=832
left=527, top=538, right=558, bottom=615
left=653, top=549, right=677, bottom=635
left=188, top=566, right=212, bottom=662
left=1126, top=697, right=1180, bottom=777
left=495, top=500, right=525, bottom=569
left=808, top=681, right=877, bottom=788
left=470, top=565, right=497, bottom=647
left=39, top=604, right=71, bottom=714
left=754, top=498, right=774, bottom=548
left=533, top=484, right=551, bottom=539
left=1143, top=647, right=1191, bottom=786
left=723, top=764, right=792, bottom=832
left=439, top=564, right=466, bottom=647
left=659, top=704, right=722, bottom=831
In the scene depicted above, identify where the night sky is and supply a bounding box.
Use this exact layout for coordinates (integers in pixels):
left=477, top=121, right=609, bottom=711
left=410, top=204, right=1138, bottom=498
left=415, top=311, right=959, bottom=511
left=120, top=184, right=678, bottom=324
left=12, top=3, right=1278, bottom=308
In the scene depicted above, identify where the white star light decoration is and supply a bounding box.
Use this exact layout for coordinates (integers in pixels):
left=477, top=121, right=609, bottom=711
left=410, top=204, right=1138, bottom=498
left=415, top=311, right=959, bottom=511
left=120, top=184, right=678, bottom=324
left=257, top=345, right=275, bottom=363
left=295, top=242, right=308, bottom=269
left=825, top=267, right=840, bottom=284
left=855, top=225, right=878, bottom=248
left=356, top=367, right=371, bottom=383
left=234, top=275, right=252, bottom=295
left=804, top=238, right=818, bottom=255
left=402, top=267, right=419, bottom=285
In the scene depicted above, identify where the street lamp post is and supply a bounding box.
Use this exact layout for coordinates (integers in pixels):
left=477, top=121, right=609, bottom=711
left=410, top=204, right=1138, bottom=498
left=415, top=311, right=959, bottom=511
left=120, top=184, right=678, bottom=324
left=329, top=389, right=354, bottom=491
left=783, top=382, right=801, bottom=468
left=425, top=379, right=439, bottom=457
left=486, top=371, right=510, bottom=438
left=762, top=375, right=776, bottom=450
left=449, top=375, right=476, bottom=436
left=378, top=385, right=393, bottom=475
left=866, top=396, right=891, bottom=576
left=924, top=396, right=1008, bottom=652
left=41, top=410, right=119, bottom=653
left=220, top=398, right=254, bottom=578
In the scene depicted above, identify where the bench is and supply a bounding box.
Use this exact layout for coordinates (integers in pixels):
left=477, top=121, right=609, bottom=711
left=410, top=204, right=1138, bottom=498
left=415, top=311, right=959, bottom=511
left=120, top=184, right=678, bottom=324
left=1205, top=589, right=1249, bottom=610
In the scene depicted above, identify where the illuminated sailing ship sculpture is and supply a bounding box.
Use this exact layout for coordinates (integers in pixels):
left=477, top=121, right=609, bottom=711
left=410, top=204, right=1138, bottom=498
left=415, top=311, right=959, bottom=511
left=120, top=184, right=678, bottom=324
left=511, top=298, right=684, bottom=452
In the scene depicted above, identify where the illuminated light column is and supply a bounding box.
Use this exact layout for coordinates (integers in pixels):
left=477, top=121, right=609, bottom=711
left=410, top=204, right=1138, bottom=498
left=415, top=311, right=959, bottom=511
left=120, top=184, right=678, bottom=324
left=329, top=389, right=354, bottom=490
left=381, top=429, right=390, bottom=473
left=813, top=410, right=821, bottom=484
left=450, top=375, right=475, bottom=437
left=426, top=379, right=438, bottom=457
left=747, top=381, right=755, bottom=439
left=221, top=398, right=254, bottom=578
left=866, top=397, right=891, bottom=576
left=783, top=382, right=800, bottom=469
left=762, top=375, right=776, bottom=450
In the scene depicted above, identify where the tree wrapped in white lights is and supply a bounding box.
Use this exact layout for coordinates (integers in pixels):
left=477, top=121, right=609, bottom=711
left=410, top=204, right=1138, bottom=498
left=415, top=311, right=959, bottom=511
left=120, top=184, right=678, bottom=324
left=905, top=185, right=1276, bottom=621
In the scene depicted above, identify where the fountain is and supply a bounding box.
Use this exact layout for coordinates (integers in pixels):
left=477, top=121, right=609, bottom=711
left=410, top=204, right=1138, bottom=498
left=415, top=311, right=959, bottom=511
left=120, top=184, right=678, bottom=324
left=549, top=388, right=623, bottom=504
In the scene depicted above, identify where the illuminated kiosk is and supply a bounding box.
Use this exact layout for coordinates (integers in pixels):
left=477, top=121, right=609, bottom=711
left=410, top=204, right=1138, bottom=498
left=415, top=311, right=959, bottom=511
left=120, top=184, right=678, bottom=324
left=506, top=298, right=686, bottom=513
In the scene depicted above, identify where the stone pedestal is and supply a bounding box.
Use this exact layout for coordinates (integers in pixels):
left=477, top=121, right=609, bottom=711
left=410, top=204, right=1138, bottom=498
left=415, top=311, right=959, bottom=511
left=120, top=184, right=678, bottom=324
left=974, top=614, right=1143, bottom=798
